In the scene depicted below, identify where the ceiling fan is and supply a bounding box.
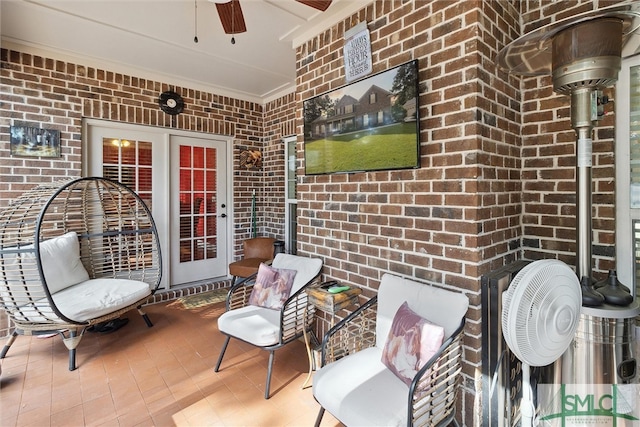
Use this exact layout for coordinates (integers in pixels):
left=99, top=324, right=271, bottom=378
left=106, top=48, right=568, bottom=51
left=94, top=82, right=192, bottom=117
left=212, top=0, right=333, bottom=35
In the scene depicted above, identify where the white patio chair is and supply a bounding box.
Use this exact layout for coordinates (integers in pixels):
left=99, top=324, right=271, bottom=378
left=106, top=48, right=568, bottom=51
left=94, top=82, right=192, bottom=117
left=313, top=273, right=469, bottom=426
left=215, top=253, right=323, bottom=399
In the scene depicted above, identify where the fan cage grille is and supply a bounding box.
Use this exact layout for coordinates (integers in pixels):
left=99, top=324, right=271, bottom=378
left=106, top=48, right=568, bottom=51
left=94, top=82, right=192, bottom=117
left=501, top=259, right=581, bottom=367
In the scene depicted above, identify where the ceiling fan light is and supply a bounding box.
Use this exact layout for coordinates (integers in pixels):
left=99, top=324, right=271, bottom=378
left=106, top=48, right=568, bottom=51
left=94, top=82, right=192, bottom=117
left=209, top=0, right=231, bottom=4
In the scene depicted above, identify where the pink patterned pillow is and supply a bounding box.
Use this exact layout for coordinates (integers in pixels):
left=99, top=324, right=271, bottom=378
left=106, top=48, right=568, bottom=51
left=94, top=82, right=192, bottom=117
left=248, top=263, right=297, bottom=310
left=381, top=301, right=445, bottom=386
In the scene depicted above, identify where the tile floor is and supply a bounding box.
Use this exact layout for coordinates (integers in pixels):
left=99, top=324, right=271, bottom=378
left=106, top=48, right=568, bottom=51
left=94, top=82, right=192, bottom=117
left=0, top=299, right=343, bottom=426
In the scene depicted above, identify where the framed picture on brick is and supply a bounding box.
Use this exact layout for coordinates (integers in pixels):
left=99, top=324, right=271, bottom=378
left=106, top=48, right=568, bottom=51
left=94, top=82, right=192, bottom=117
left=10, top=125, right=61, bottom=158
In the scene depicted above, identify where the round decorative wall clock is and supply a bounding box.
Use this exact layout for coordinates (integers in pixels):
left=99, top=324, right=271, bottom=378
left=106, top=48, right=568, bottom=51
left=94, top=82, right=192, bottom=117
left=158, top=91, right=184, bottom=115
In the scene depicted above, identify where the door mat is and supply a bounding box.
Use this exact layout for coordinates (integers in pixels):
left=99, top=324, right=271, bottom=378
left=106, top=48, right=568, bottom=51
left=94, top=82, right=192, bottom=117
left=178, top=288, right=228, bottom=309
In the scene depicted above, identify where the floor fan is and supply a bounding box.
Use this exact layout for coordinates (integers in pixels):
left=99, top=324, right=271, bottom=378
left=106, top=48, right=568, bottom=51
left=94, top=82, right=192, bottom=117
left=501, top=259, right=582, bottom=427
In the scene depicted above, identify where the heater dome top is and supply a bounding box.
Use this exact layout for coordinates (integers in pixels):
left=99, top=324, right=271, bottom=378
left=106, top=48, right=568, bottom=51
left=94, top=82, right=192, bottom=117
left=496, top=1, right=640, bottom=78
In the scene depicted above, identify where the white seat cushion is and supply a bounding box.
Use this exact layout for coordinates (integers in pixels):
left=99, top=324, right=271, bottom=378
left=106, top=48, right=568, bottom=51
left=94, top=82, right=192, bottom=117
left=271, top=253, right=322, bottom=294
left=1, top=232, right=90, bottom=305
left=313, top=347, right=410, bottom=426
left=314, top=274, right=470, bottom=426
left=218, top=254, right=322, bottom=347
left=217, top=305, right=281, bottom=347
left=376, top=273, right=469, bottom=347
left=39, top=231, right=90, bottom=293
left=51, top=278, right=151, bottom=322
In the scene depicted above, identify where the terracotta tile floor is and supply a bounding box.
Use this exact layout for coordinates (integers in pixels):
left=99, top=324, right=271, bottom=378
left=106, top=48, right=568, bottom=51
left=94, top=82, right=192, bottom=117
left=0, top=300, right=342, bottom=426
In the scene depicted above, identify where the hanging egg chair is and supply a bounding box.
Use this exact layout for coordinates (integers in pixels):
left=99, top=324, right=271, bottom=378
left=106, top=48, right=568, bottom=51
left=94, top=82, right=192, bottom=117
left=0, top=177, right=162, bottom=370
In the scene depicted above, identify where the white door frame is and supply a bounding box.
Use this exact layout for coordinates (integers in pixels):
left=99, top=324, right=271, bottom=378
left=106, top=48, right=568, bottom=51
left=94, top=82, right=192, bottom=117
left=82, top=119, right=234, bottom=290
left=615, top=54, right=640, bottom=297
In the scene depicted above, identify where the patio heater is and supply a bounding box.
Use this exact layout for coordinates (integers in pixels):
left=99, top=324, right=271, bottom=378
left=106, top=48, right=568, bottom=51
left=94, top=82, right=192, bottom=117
left=496, top=0, right=640, bottom=405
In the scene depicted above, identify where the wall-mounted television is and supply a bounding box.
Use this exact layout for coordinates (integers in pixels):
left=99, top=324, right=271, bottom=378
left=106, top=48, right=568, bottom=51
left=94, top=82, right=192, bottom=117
left=303, top=59, right=420, bottom=175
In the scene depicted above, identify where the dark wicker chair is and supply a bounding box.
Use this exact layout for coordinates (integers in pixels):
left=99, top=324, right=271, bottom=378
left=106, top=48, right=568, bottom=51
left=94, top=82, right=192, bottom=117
left=0, top=177, right=162, bottom=370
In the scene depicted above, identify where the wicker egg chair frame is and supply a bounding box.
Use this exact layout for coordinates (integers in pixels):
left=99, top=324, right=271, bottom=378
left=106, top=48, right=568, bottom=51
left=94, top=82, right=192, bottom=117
left=0, top=177, right=162, bottom=370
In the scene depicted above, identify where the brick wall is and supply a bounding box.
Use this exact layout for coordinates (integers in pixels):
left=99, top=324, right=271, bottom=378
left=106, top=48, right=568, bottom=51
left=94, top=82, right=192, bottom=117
left=294, top=0, right=621, bottom=425
left=1, top=51, right=83, bottom=199
left=295, top=1, right=523, bottom=424
left=261, top=93, right=297, bottom=238
left=0, top=48, right=286, bottom=257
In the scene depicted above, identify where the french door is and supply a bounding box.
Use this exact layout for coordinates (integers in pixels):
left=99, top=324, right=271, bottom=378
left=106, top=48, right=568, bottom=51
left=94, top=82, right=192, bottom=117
left=85, top=120, right=231, bottom=289
left=170, top=136, right=228, bottom=284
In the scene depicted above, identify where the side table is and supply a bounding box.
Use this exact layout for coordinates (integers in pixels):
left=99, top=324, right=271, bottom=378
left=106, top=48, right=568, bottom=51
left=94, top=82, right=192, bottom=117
left=307, top=286, right=362, bottom=314
left=302, top=284, right=361, bottom=388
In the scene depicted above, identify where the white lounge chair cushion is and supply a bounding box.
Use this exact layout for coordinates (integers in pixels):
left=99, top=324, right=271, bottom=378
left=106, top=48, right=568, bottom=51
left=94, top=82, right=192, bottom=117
left=39, top=231, right=90, bottom=294
left=270, top=253, right=322, bottom=294
left=51, top=278, right=151, bottom=322
left=1, top=231, right=90, bottom=299
left=11, top=278, right=151, bottom=324
left=313, top=347, right=410, bottom=427
left=217, top=305, right=281, bottom=347
left=218, top=254, right=323, bottom=346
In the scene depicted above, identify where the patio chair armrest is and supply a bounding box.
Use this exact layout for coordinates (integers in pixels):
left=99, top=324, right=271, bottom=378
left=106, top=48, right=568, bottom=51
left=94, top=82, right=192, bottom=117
left=226, top=274, right=257, bottom=310
left=320, top=295, right=378, bottom=366
left=408, top=318, right=465, bottom=427
left=280, top=277, right=321, bottom=342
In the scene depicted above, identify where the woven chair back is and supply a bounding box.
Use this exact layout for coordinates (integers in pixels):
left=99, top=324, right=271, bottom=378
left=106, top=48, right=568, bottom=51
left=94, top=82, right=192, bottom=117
left=0, top=177, right=162, bottom=329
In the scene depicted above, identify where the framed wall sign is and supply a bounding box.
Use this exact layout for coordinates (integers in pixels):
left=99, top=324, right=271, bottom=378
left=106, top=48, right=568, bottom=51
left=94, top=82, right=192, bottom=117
left=10, top=126, right=61, bottom=158
left=343, top=22, right=372, bottom=83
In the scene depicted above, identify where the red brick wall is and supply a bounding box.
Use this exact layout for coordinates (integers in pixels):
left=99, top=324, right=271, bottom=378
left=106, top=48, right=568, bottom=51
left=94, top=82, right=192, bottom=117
left=0, top=48, right=283, bottom=258
left=262, top=93, right=297, bottom=238
left=294, top=0, right=621, bottom=424
left=1, top=51, right=83, bottom=198
left=295, top=1, right=524, bottom=424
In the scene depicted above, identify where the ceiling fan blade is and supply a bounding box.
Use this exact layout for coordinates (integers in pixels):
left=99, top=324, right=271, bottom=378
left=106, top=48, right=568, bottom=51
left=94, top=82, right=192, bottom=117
left=296, top=0, right=332, bottom=12
left=215, top=0, right=247, bottom=34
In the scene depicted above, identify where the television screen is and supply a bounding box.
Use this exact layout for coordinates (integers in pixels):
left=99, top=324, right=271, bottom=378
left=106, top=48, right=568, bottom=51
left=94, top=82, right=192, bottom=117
left=303, top=59, right=420, bottom=175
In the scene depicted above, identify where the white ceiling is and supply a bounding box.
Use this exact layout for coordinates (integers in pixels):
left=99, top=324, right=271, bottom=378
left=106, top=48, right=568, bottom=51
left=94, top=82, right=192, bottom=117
left=1, top=0, right=371, bottom=103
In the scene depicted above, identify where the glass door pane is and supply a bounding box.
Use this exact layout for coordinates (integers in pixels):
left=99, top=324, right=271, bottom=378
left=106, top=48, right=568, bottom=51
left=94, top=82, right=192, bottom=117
left=285, top=136, right=297, bottom=254
left=630, top=65, right=640, bottom=208
left=178, top=144, right=218, bottom=263
left=102, top=138, right=153, bottom=209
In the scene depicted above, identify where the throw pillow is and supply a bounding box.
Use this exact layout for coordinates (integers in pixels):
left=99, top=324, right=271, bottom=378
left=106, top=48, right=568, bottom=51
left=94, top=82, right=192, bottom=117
left=381, top=301, right=445, bottom=386
left=248, top=263, right=297, bottom=310
left=39, top=231, right=90, bottom=294
left=2, top=232, right=90, bottom=296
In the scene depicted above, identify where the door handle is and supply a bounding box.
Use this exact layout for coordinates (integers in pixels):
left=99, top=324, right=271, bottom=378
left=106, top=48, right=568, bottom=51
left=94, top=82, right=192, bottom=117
left=220, top=213, right=227, bottom=218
